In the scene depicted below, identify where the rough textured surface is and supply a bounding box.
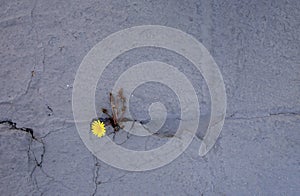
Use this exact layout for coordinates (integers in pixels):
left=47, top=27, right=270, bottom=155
left=0, top=0, right=299, bottom=195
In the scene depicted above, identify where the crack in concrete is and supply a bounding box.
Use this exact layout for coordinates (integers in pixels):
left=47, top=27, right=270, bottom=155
left=269, top=111, right=300, bottom=116
left=91, top=156, right=128, bottom=195
left=98, top=173, right=128, bottom=186
left=226, top=111, right=300, bottom=120
left=0, top=120, right=36, bottom=140
left=23, top=0, right=39, bottom=97
left=0, top=120, right=75, bottom=194
left=31, top=166, right=74, bottom=195
left=0, top=120, right=46, bottom=193
left=140, top=123, right=179, bottom=139
left=104, top=118, right=184, bottom=149
left=2, top=0, right=41, bottom=105
left=92, top=157, right=100, bottom=196
left=0, top=120, right=45, bottom=167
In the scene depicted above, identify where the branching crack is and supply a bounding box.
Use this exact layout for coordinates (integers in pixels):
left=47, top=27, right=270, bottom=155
left=0, top=120, right=55, bottom=194
left=91, top=156, right=128, bottom=195
left=0, top=120, right=45, bottom=175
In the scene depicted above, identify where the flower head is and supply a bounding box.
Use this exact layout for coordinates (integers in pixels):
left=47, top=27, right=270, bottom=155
left=91, top=120, right=106, bottom=138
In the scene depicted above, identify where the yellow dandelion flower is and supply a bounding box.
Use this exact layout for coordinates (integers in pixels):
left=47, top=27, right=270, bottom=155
left=91, top=120, right=106, bottom=138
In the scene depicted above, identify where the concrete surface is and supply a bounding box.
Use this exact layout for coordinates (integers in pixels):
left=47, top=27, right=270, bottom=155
left=0, top=0, right=299, bottom=195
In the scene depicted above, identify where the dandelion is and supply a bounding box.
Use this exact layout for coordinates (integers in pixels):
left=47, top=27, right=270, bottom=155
left=91, top=120, right=106, bottom=138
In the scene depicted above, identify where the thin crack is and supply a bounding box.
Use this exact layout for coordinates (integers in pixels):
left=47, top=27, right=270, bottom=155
left=40, top=126, right=69, bottom=139
left=124, top=118, right=180, bottom=139
left=140, top=123, right=180, bottom=139
left=92, top=157, right=100, bottom=196
left=108, top=119, right=135, bottom=145
left=269, top=111, right=300, bottom=116
left=3, top=0, right=39, bottom=103
left=24, top=73, right=34, bottom=96
left=24, top=0, right=39, bottom=97
left=31, top=165, right=74, bottom=195
left=91, top=156, right=128, bottom=195
left=106, top=118, right=182, bottom=145
left=226, top=111, right=300, bottom=120
left=114, top=131, right=131, bottom=145
left=97, top=173, right=127, bottom=185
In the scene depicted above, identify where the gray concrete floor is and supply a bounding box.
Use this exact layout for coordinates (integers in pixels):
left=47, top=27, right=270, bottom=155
left=0, top=0, right=299, bottom=195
